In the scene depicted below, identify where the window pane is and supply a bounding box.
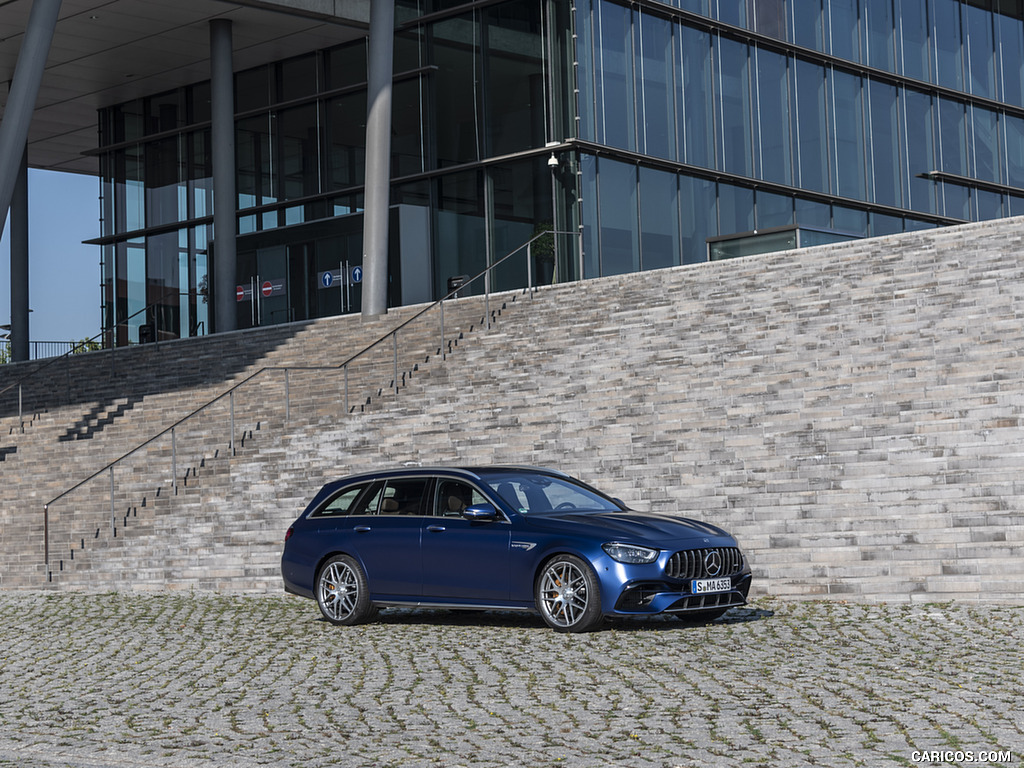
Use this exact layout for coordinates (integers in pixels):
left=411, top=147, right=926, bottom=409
left=794, top=58, right=829, bottom=192
left=235, top=66, right=271, bottom=113
left=868, top=79, right=901, bottom=208
left=756, top=190, right=794, bottom=228
left=595, top=1, right=636, bottom=150
left=434, top=15, right=482, bottom=166
left=830, top=69, right=866, bottom=200
left=639, top=167, right=680, bottom=270
left=942, top=180, right=970, bottom=219
left=871, top=212, right=903, bottom=236
left=146, top=136, right=184, bottom=228
left=895, top=0, right=929, bottom=81
left=679, top=25, right=715, bottom=167
left=276, top=103, right=319, bottom=202
left=938, top=97, right=967, bottom=176
left=969, top=106, right=999, bottom=184
left=680, top=174, right=716, bottom=263
left=434, top=170, right=486, bottom=297
left=717, top=0, right=746, bottom=27
left=718, top=181, right=754, bottom=235
left=932, top=0, right=965, bottom=91
left=1005, top=114, right=1024, bottom=187
left=717, top=36, right=752, bottom=176
left=754, top=47, right=792, bottom=185
left=753, top=0, right=787, bottom=40
left=902, top=88, right=936, bottom=213
left=637, top=13, right=675, bottom=159
left=392, top=79, right=425, bottom=177
left=827, top=0, right=860, bottom=61
left=862, top=0, right=895, bottom=71
left=791, top=0, right=824, bottom=50
left=580, top=154, right=600, bottom=278
left=485, top=3, right=544, bottom=156
left=996, top=12, right=1024, bottom=107
left=577, top=0, right=598, bottom=142
left=278, top=53, right=318, bottom=101
left=598, top=160, right=639, bottom=276
left=795, top=197, right=832, bottom=228
left=832, top=205, right=867, bottom=234
left=325, top=42, right=366, bottom=90
left=326, top=92, right=366, bottom=190
left=963, top=1, right=995, bottom=98
left=975, top=188, right=1003, bottom=220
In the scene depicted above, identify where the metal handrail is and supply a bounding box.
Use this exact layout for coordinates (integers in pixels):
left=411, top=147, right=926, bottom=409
left=40, top=230, right=580, bottom=577
left=0, top=288, right=192, bottom=407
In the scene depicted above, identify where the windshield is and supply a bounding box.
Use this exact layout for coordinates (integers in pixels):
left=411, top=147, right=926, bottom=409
left=478, top=472, right=622, bottom=515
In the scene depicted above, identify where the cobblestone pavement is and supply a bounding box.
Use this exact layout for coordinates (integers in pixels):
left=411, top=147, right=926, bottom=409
left=0, top=593, right=1020, bottom=768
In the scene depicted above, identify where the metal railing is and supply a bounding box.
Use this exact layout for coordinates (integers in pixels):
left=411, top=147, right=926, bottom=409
left=40, top=230, right=581, bottom=579
left=0, top=340, right=81, bottom=361
left=0, top=289, right=197, bottom=427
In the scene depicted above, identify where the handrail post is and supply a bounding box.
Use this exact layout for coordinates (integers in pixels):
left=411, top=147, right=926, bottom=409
left=18, top=384, right=23, bottom=432
left=172, top=427, right=177, bottom=496
left=284, top=368, right=290, bottom=422
left=527, top=242, right=533, bottom=295
left=109, top=466, right=115, bottom=536
left=440, top=299, right=445, bottom=361
left=230, top=391, right=235, bottom=456
left=43, top=504, right=49, bottom=581
left=344, top=363, right=350, bottom=414
left=393, top=332, right=399, bottom=396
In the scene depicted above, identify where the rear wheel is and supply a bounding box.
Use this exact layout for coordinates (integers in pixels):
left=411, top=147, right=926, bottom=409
left=535, top=555, right=603, bottom=633
left=316, top=554, right=378, bottom=625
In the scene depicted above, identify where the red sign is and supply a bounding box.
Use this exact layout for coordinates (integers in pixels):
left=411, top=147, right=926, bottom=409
left=236, top=285, right=250, bottom=302
left=261, top=280, right=274, bottom=298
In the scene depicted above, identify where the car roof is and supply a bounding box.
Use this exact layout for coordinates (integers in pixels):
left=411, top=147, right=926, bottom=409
left=326, top=465, right=571, bottom=486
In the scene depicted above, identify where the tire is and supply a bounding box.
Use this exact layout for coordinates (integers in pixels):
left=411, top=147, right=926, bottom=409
left=315, top=554, right=378, bottom=626
left=535, top=554, right=603, bottom=633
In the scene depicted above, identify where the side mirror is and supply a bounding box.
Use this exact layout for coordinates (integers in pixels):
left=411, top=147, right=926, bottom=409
left=462, top=503, right=498, bottom=522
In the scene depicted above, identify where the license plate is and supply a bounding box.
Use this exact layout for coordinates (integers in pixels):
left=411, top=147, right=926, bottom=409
left=692, top=577, right=732, bottom=594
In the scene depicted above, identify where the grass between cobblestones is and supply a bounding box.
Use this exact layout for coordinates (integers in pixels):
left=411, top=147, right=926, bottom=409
left=0, top=593, right=1020, bottom=768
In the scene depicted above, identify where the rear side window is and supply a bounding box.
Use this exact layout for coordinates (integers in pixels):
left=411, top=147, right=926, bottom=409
left=309, top=483, right=370, bottom=518
left=377, top=478, right=431, bottom=516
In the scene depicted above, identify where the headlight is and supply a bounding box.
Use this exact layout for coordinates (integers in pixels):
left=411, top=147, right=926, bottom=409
left=602, top=542, right=659, bottom=564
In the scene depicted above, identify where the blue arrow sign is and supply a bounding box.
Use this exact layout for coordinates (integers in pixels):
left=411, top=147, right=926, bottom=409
left=351, top=266, right=363, bottom=284
left=321, top=271, right=334, bottom=288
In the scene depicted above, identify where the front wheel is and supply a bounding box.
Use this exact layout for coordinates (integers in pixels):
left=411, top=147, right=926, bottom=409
left=535, top=555, right=603, bottom=633
left=316, top=554, right=378, bottom=626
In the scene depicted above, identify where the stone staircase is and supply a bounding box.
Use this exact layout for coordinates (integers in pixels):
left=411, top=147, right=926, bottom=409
left=2, top=216, right=1024, bottom=601
left=0, top=292, right=517, bottom=588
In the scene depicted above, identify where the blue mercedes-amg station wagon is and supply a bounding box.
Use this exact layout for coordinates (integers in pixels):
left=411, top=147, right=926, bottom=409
left=281, top=466, right=752, bottom=632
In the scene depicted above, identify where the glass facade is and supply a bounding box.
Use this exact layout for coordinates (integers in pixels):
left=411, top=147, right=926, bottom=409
left=95, top=0, right=1024, bottom=344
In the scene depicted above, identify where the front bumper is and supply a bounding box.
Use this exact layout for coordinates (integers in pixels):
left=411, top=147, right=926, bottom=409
left=612, top=570, right=752, bottom=615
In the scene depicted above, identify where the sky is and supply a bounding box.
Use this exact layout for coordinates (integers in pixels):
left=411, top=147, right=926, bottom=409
left=1, top=169, right=100, bottom=344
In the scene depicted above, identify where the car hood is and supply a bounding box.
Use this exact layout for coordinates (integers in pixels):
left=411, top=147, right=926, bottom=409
left=524, top=510, right=734, bottom=545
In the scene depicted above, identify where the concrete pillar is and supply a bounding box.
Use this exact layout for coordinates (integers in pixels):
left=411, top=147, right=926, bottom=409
left=361, top=0, right=395, bottom=317
left=210, top=18, right=237, bottom=333
left=0, top=0, right=62, bottom=239
left=10, top=149, right=30, bottom=362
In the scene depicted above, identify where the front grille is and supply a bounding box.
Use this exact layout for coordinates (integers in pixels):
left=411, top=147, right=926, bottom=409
left=665, top=547, right=743, bottom=581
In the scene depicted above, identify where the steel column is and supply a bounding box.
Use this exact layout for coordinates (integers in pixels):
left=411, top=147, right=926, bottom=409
left=361, top=0, right=395, bottom=317
left=210, top=19, right=237, bottom=333
left=10, top=149, right=30, bottom=362
left=0, top=0, right=62, bottom=239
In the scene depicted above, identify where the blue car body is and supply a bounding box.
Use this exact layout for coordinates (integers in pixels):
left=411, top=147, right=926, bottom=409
left=281, top=466, right=752, bottom=631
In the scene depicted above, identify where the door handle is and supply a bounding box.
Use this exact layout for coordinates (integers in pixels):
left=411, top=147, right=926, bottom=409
left=426, top=525, right=446, bottom=533
left=353, top=525, right=371, bottom=533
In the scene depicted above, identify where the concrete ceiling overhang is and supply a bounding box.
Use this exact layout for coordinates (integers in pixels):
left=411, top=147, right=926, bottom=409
left=0, top=0, right=369, bottom=175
